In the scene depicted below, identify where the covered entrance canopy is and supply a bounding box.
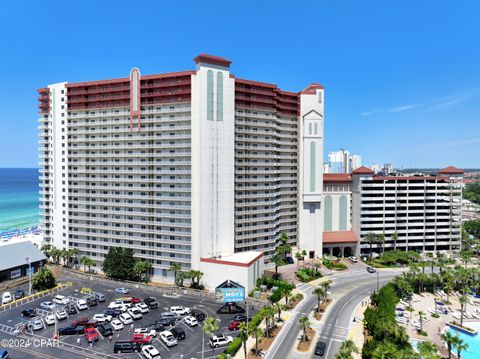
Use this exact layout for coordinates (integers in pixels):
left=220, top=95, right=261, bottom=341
left=322, top=230, right=358, bottom=258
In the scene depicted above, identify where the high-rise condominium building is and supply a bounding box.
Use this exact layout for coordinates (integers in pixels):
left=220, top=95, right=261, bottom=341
left=328, top=149, right=361, bottom=173
left=38, top=54, right=325, bottom=283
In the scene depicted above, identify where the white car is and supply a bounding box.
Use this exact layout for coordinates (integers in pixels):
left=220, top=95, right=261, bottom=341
left=44, top=314, right=56, bottom=326
left=127, top=307, right=142, bottom=320
left=92, top=314, right=112, bottom=323
left=184, top=315, right=198, bottom=327
left=31, top=319, right=44, bottom=331
left=111, top=319, right=124, bottom=330
left=135, top=302, right=150, bottom=314
left=348, top=256, right=359, bottom=263
left=53, top=295, right=69, bottom=305
left=119, top=313, right=133, bottom=325
left=159, top=330, right=177, bottom=347
left=142, top=344, right=161, bottom=359
left=209, top=334, right=233, bottom=348
left=108, top=301, right=129, bottom=311
left=40, top=301, right=56, bottom=311
left=115, top=288, right=129, bottom=294
left=55, top=310, right=68, bottom=320
left=77, top=299, right=88, bottom=311
left=2, top=292, right=13, bottom=305
left=134, top=328, right=156, bottom=337
left=170, top=306, right=190, bottom=316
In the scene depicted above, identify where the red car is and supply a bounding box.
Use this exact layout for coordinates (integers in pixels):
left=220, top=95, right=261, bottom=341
left=84, top=327, right=98, bottom=342
left=130, top=297, right=142, bottom=304
left=130, top=333, right=153, bottom=345
left=228, top=320, right=241, bottom=330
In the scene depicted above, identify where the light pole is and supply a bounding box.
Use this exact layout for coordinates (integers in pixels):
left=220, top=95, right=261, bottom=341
left=376, top=271, right=379, bottom=292
left=26, top=257, right=32, bottom=295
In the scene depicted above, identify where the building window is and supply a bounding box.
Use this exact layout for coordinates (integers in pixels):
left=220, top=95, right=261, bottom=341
left=216, top=72, right=223, bottom=121
left=207, top=70, right=214, bottom=121
left=324, top=195, right=332, bottom=231
left=310, top=141, right=316, bottom=192
left=308, top=123, right=312, bottom=135
left=314, top=123, right=318, bottom=135
left=339, top=195, right=348, bottom=230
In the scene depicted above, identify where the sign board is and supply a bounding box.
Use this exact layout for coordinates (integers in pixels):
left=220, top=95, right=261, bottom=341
left=26, top=267, right=34, bottom=276
left=215, top=287, right=245, bottom=303
left=10, top=269, right=21, bottom=279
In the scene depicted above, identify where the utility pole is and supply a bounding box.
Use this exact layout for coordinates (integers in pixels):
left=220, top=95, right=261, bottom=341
left=26, top=257, right=32, bottom=295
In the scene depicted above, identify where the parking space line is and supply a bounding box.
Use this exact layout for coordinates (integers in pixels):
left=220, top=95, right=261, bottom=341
left=181, top=321, right=194, bottom=332
left=154, top=337, right=170, bottom=351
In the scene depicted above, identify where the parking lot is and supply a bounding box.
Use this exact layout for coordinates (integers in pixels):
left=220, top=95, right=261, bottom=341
left=0, top=273, right=258, bottom=359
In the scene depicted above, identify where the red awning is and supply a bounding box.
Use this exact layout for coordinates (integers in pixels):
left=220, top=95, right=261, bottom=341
left=323, top=231, right=358, bottom=244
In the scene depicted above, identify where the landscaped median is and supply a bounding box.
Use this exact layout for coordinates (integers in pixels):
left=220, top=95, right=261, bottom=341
left=446, top=321, right=478, bottom=335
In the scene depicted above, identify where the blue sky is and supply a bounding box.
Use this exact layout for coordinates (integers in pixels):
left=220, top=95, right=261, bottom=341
left=0, top=0, right=479, bottom=168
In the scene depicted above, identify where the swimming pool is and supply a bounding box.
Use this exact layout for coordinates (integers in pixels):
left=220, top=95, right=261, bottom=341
left=447, top=322, right=480, bottom=359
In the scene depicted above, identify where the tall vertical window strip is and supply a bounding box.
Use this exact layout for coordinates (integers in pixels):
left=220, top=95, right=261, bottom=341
left=314, top=123, right=318, bottom=135
left=207, top=70, right=214, bottom=121
left=308, top=123, right=312, bottom=134
left=324, top=195, right=332, bottom=231
left=216, top=72, right=223, bottom=121
left=339, top=195, right=347, bottom=230
left=310, top=141, right=316, bottom=192
left=132, top=70, right=139, bottom=111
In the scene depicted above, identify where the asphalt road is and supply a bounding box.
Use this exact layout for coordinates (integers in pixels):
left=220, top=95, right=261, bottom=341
left=265, top=268, right=400, bottom=359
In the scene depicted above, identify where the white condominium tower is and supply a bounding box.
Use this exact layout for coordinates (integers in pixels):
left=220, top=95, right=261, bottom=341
left=38, top=54, right=325, bottom=282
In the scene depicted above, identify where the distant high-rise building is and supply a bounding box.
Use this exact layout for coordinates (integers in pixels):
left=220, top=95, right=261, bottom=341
left=350, top=155, right=362, bottom=171
left=382, top=163, right=393, bottom=174
left=371, top=163, right=381, bottom=174
left=323, top=163, right=331, bottom=174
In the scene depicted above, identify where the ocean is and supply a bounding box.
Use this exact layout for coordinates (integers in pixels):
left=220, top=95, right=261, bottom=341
left=0, top=168, right=39, bottom=232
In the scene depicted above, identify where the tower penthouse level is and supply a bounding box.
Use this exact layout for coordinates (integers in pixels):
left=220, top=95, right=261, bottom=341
left=38, top=54, right=325, bottom=285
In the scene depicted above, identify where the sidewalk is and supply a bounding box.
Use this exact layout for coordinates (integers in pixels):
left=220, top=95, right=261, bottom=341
left=348, top=296, right=370, bottom=358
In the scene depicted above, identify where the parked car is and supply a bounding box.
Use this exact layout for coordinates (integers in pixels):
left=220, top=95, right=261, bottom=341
left=232, top=314, right=249, bottom=322
left=119, top=313, right=133, bottom=325
left=170, top=306, right=190, bottom=315
left=286, top=256, right=295, bottom=264
left=30, top=319, right=44, bottom=331
left=190, top=309, right=206, bottom=321
left=71, top=317, right=97, bottom=328
left=111, top=319, right=124, bottom=331
left=53, top=295, right=69, bottom=305
left=85, top=296, right=98, bottom=307
left=170, top=327, right=185, bottom=340
left=143, top=297, right=156, bottom=305
left=55, top=310, right=68, bottom=321
left=141, top=345, right=161, bottom=359
left=44, top=314, right=56, bottom=326
left=161, top=312, right=180, bottom=320
left=228, top=320, right=242, bottom=330
left=134, top=328, right=156, bottom=337
left=314, top=340, right=326, bottom=356
left=113, top=341, right=141, bottom=354
left=98, top=322, right=114, bottom=337
left=146, top=322, right=165, bottom=332
left=130, top=333, right=153, bottom=345
left=156, top=317, right=175, bottom=327
left=39, top=301, right=56, bottom=311
left=77, top=299, right=88, bottom=311
left=93, top=314, right=112, bottom=323
left=104, top=308, right=122, bottom=318
left=14, top=289, right=25, bottom=300
left=209, top=334, right=233, bottom=348
left=1, top=292, right=12, bottom=305
left=127, top=307, right=142, bottom=320
left=93, top=292, right=106, bottom=302
left=21, top=308, right=37, bottom=318
left=184, top=316, right=198, bottom=327
left=84, top=327, right=99, bottom=342
left=135, top=302, right=149, bottom=313
left=366, top=266, right=376, bottom=273
left=147, top=300, right=159, bottom=309
left=348, top=256, right=359, bottom=263
left=115, top=288, right=129, bottom=294
left=159, top=331, right=177, bottom=347
left=58, top=326, right=78, bottom=336
left=130, top=297, right=142, bottom=304
left=108, top=301, right=130, bottom=311
left=65, top=304, right=78, bottom=315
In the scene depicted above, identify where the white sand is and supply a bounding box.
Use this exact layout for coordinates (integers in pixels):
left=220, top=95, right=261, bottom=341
left=0, top=233, right=44, bottom=247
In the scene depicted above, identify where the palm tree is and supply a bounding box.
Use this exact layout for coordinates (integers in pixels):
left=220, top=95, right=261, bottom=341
left=460, top=250, right=472, bottom=270
left=277, top=233, right=291, bottom=260
left=298, top=315, right=310, bottom=342
left=80, top=257, right=95, bottom=273
left=283, top=288, right=293, bottom=308
left=391, top=231, right=399, bottom=251
left=272, top=254, right=284, bottom=278
left=459, top=294, right=468, bottom=326
left=264, top=305, right=276, bottom=338
left=455, top=339, right=468, bottom=359
left=70, top=248, right=80, bottom=268
left=295, top=251, right=303, bottom=267
left=377, top=233, right=385, bottom=255
left=239, top=322, right=248, bottom=359
left=202, top=317, right=219, bottom=358
left=441, top=331, right=459, bottom=359
left=364, top=232, right=377, bottom=259
left=250, top=326, right=264, bottom=356
left=334, top=340, right=358, bottom=359
left=418, top=310, right=426, bottom=332
left=40, top=244, right=52, bottom=258
left=273, top=302, right=285, bottom=322
left=170, top=263, right=181, bottom=285
left=133, top=260, right=152, bottom=282
left=314, top=286, right=327, bottom=312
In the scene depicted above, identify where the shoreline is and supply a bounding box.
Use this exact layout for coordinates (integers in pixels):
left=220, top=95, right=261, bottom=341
left=0, top=226, right=43, bottom=247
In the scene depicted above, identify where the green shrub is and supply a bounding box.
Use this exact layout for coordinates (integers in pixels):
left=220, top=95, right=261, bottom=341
left=323, top=259, right=334, bottom=269
left=222, top=336, right=243, bottom=356
left=296, top=268, right=322, bottom=282
left=333, top=262, right=347, bottom=270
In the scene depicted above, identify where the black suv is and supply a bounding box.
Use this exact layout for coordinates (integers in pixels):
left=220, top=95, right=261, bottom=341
left=14, top=289, right=25, bottom=300
left=314, top=341, right=326, bottom=356
left=58, top=326, right=78, bottom=336
left=170, top=327, right=186, bottom=340
left=156, top=318, right=175, bottom=327
left=104, top=309, right=122, bottom=318
left=98, top=323, right=113, bottom=337
left=114, top=341, right=141, bottom=354
left=65, top=305, right=78, bottom=315
left=190, top=309, right=206, bottom=321
left=146, top=322, right=165, bottom=332
left=85, top=296, right=98, bottom=306
left=21, top=309, right=36, bottom=318
left=147, top=300, right=159, bottom=309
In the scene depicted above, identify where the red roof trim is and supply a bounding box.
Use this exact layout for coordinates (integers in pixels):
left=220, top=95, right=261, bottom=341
left=352, top=166, right=374, bottom=175
left=372, top=176, right=450, bottom=181
left=236, top=78, right=277, bottom=89
left=323, top=173, right=352, bottom=183
left=193, top=54, right=232, bottom=67
left=200, top=252, right=264, bottom=268
left=300, top=82, right=325, bottom=94
left=438, top=166, right=464, bottom=174
left=323, top=231, right=358, bottom=244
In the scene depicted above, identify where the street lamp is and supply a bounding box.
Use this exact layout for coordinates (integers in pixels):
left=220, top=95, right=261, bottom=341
left=25, top=257, right=32, bottom=295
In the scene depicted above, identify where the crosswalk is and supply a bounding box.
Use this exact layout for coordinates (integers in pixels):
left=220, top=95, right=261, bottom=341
left=0, top=323, right=16, bottom=335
